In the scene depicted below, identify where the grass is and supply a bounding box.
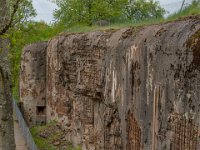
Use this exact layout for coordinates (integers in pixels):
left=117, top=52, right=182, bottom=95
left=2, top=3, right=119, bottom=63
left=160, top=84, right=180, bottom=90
left=61, top=17, right=165, bottom=34
left=167, top=1, right=200, bottom=21
left=60, top=1, right=200, bottom=34
left=18, top=1, right=200, bottom=150
left=13, top=87, right=20, bottom=102
left=11, top=1, right=200, bottom=102
left=31, top=122, right=57, bottom=150
left=30, top=121, right=82, bottom=150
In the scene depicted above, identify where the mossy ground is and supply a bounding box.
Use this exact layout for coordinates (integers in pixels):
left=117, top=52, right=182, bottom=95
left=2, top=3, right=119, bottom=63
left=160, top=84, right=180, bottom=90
left=31, top=121, right=81, bottom=150
left=187, top=29, right=200, bottom=70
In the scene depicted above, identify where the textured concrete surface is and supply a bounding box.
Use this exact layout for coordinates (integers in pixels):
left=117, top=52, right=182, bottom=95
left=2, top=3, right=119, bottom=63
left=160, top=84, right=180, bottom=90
left=20, top=16, right=200, bottom=150
left=20, top=42, right=47, bottom=126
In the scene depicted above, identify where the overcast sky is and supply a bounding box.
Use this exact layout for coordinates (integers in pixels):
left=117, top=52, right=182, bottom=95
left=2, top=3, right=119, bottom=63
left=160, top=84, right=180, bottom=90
left=32, top=0, right=192, bottom=23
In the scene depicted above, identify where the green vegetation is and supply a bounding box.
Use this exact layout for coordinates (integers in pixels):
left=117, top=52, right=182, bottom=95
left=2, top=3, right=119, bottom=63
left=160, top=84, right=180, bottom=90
left=168, top=0, right=200, bottom=20
left=9, top=0, right=200, bottom=101
left=54, top=0, right=200, bottom=34
left=52, top=0, right=165, bottom=26
left=59, top=0, right=200, bottom=34
left=2, top=0, right=199, bottom=149
left=0, top=0, right=37, bottom=100
left=31, top=121, right=58, bottom=150
left=62, top=17, right=164, bottom=34
left=53, top=0, right=127, bottom=26
left=10, top=21, right=64, bottom=100
left=31, top=121, right=82, bottom=150
left=10, top=0, right=166, bottom=100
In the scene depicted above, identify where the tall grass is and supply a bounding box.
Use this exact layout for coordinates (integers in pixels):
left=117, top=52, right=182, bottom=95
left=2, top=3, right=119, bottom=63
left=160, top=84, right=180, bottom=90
left=61, top=0, right=200, bottom=34
left=167, top=0, right=200, bottom=20
left=61, top=17, right=164, bottom=34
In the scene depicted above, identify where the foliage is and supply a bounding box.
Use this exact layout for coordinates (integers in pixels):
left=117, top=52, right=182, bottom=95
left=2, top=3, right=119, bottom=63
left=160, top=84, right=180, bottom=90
left=61, top=17, right=164, bottom=33
left=31, top=121, right=82, bottom=150
left=0, top=0, right=36, bottom=100
left=10, top=0, right=36, bottom=26
left=123, top=0, right=165, bottom=21
left=9, top=21, right=63, bottom=99
left=53, top=0, right=165, bottom=26
left=0, top=0, right=36, bottom=147
left=0, top=0, right=36, bottom=35
left=31, top=124, right=57, bottom=150
left=9, top=0, right=200, bottom=100
left=167, top=0, right=200, bottom=20
left=53, top=0, right=127, bottom=26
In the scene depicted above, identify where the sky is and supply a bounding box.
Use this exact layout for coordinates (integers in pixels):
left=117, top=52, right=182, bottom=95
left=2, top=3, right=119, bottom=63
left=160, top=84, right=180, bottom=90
left=32, top=0, right=57, bottom=23
left=32, top=0, right=192, bottom=23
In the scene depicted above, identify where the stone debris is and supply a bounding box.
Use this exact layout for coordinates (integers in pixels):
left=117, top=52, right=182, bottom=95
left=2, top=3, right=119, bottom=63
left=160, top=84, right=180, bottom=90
left=53, top=141, right=60, bottom=146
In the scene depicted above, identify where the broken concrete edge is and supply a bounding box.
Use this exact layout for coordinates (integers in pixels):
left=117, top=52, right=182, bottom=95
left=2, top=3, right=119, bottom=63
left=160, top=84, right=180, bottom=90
left=20, top=15, right=200, bottom=150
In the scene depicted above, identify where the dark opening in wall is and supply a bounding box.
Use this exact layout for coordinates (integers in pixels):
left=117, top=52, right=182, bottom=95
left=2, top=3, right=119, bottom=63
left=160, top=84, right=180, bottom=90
left=36, top=106, right=46, bottom=115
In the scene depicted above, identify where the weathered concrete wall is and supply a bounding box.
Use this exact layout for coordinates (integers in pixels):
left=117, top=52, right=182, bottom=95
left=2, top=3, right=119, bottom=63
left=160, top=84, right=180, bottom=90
left=20, top=42, right=47, bottom=126
left=21, top=16, right=200, bottom=149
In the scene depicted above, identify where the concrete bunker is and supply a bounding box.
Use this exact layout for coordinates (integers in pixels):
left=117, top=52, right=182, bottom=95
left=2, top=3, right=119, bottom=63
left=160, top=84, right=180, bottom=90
left=20, top=42, right=47, bottom=126
left=20, top=16, right=200, bottom=149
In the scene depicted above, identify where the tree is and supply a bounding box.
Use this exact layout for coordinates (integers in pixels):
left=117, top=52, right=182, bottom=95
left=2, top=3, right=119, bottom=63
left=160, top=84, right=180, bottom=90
left=1, top=0, right=36, bottom=35
left=53, top=0, right=165, bottom=26
left=123, top=0, right=165, bottom=21
left=53, top=0, right=128, bottom=26
left=0, top=0, right=36, bottom=149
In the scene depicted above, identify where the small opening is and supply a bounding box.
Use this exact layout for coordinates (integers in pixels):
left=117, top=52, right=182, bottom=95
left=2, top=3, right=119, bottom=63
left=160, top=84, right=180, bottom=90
left=40, top=121, right=45, bottom=125
left=36, top=106, right=45, bottom=115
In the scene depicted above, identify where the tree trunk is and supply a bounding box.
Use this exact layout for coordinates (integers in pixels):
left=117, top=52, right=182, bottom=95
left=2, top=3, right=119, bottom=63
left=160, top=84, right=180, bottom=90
left=0, top=0, right=16, bottom=148
left=0, top=0, right=9, bottom=32
left=0, top=38, right=15, bottom=150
